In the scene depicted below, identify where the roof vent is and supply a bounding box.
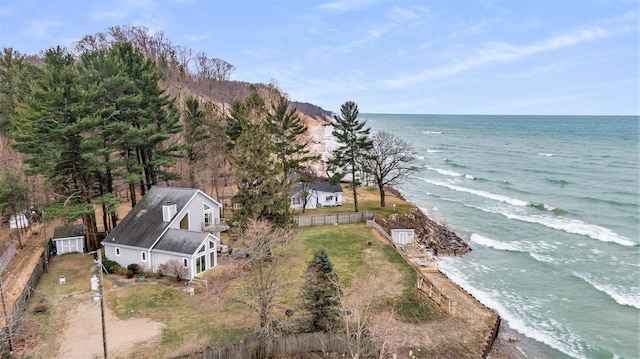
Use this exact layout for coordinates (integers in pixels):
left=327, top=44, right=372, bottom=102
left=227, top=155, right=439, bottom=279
left=162, top=204, right=177, bottom=222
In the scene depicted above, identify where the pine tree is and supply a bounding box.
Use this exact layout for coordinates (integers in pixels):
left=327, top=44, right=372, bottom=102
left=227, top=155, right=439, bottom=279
left=328, top=101, right=373, bottom=212
left=229, top=119, right=291, bottom=228
left=265, top=95, right=319, bottom=183
left=300, top=247, right=342, bottom=332
left=226, top=91, right=292, bottom=228
left=11, top=46, right=100, bottom=249
left=182, top=96, right=211, bottom=188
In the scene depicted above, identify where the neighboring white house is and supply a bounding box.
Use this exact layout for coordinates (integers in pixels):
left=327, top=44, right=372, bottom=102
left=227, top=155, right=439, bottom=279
left=53, top=224, right=86, bottom=254
left=290, top=181, right=343, bottom=210
left=102, top=186, right=225, bottom=280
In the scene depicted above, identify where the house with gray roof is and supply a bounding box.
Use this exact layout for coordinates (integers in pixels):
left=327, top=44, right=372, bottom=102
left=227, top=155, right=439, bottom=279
left=290, top=181, right=343, bottom=210
left=101, top=186, right=224, bottom=280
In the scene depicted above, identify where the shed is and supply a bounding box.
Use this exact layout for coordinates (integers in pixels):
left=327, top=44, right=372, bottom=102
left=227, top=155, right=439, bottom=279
left=390, top=228, right=415, bottom=245
left=53, top=224, right=86, bottom=255
left=9, top=212, right=29, bottom=229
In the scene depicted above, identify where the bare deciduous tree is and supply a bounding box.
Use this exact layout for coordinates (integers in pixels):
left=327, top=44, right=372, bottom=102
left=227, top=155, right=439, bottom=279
left=231, top=219, right=295, bottom=340
left=159, top=259, right=189, bottom=281
left=364, top=131, right=420, bottom=207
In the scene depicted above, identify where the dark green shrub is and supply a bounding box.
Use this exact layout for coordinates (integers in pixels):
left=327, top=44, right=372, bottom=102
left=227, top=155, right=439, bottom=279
left=101, top=254, right=121, bottom=274
left=127, top=263, right=140, bottom=274
left=125, top=270, right=134, bottom=279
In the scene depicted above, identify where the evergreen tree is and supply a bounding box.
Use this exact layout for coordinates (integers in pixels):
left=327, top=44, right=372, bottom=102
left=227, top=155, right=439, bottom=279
left=182, top=96, right=211, bottom=188
left=110, top=43, right=183, bottom=196
left=11, top=46, right=100, bottom=248
left=300, top=247, right=342, bottom=332
left=229, top=119, right=291, bottom=228
left=265, top=95, right=319, bottom=183
left=226, top=91, right=292, bottom=228
left=328, top=101, right=373, bottom=212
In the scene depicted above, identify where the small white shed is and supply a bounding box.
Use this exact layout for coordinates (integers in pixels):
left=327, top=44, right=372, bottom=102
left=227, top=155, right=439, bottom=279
left=53, top=224, right=86, bottom=255
left=9, top=212, right=29, bottom=229
left=390, top=229, right=415, bottom=245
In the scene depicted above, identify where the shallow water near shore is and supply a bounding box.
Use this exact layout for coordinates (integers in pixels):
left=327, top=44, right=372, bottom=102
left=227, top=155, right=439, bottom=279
left=362, top=114, right=639, bottom=359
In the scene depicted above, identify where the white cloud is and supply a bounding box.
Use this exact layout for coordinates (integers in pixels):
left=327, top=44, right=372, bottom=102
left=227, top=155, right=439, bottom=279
left=381, top=25, right=613, bottom=88
left=317, top=0, right=383, bottom=12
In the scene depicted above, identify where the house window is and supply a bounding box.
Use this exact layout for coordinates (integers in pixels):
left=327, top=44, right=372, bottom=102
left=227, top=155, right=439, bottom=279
left=180, top=213, right=189, bottom=230
left=292, top=197, right=301, bottom=205
left=183, top=258, right=188, bottom=267
left=115, top=247, right=120, bottom=256
left=196, top=255, right=206, bottom=274
left=326, top=195, right=334, bottom=201
left=141, top=251, right=146, bottom=262
left=204, top=204, right=214, bottom=226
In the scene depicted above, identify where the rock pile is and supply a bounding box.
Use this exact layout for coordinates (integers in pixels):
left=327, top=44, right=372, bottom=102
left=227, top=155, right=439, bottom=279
left=375, top=207, right=471, bottom=256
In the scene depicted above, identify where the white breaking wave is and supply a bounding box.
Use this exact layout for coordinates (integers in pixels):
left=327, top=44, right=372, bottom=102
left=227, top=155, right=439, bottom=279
left=422, top=130, right=442, bottom=134
left=469, top=204, right=636, bottom=247
left=427, top=167, right=462, bottom=177
left=427, top=149, right=442, bottom=153
left=437, top=258, right=586, bottom=359
left=573, top=272, right=640, bottom=310
left=418, top=177, right=529, bottom=207
left=470, top=233, right=523, bottom=252
left=538, top=153, right=554, bottom=157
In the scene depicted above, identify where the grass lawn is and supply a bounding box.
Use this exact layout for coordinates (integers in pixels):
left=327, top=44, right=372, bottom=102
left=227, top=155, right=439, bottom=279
left=24, top=186, right=444, bottom=357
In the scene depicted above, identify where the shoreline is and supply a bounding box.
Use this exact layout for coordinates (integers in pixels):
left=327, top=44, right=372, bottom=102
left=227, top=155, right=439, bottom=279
left=384, top=186, right=531, bottom=358
left=311, top=123, right=533, bottom=358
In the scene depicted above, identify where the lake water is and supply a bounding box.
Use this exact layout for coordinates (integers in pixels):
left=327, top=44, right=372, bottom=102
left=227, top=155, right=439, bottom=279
left=360, top=114, right=639, bottom=358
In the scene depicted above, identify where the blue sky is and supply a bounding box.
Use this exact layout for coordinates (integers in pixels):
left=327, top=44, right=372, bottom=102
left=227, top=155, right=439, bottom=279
left=0, top=0, right=638, bottom=115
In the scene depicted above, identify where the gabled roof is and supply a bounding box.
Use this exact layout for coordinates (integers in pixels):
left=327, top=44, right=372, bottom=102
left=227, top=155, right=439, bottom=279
left=153, top=228, right=211, bottom=255
left=103, top=186, right=199, bottom=249
left=54, top=224, right=86, bottom=239
left=289, top=181, right=343, bottom=196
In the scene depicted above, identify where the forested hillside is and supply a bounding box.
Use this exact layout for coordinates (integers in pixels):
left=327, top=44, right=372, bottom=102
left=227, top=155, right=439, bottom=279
left=0, top=25, right=331, bottom=247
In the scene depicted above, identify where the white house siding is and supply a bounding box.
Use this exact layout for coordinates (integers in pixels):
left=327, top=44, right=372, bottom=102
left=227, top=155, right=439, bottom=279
left=172, top=192, right=221, bottom=231
left=316, top=190, right=343, bottom=207
left=104, top=243, right=150, bottom=271
left=151, top=250, right=193, bottom=280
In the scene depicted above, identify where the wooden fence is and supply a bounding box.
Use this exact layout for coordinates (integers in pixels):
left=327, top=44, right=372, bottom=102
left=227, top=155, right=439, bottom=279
left=173, top=332, right=376, bottom=359
left=416, top=275, right=453, bottom=314
left=0, top=248, right=49, bottom=355
left=295, top=212, right=374, bottom=227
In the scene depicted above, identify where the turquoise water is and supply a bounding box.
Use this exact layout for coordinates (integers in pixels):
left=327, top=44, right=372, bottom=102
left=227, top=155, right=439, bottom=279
left=362, top=114, right=639, bottom=358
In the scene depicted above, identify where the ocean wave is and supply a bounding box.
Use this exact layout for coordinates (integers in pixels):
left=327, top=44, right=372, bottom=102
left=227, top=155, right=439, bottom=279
left=572, top=272, right=640, bottom=309
left=422, top=130, right=442, bottom=135
left=579, top=196, right=638, bottom=208
left=437, top=259, right=586, bottom=358
left=528, top=202, right=566, bottom=214
left=498, top=212, right=635, bottom=247
left=470, top=233, right=523, bottom=252
left=538, top=153, right=554, bottom=157
left=427, top=149, right=442, bottom=153
left=427, top=167, right=462, bottom=177
left=443, top=159, right=467, bottom=168
left=417, top=177, right=530, bottom=207
left=545, top=178, right=571, bottom=186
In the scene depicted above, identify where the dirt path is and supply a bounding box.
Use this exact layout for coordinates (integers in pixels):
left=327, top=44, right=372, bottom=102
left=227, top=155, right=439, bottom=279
left=53, top=292, right=164, bottom=359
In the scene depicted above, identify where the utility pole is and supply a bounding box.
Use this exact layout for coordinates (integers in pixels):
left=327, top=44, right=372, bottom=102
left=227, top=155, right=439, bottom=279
left=99, top=253, right=108, bottom=359
left=91, top=251, right=108, bottom=359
